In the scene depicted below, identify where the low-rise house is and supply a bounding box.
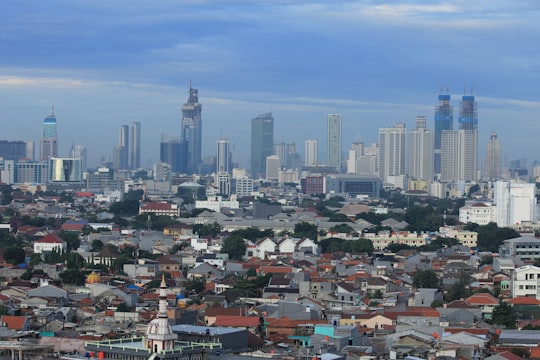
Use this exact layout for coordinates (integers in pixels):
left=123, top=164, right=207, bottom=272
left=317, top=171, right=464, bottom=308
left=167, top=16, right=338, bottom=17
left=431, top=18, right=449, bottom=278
left=512, top=265, right=540, bottom=299
left=1, top=315, right=29, bottom=331
left=33, top=233, right=67, bottom=254
left=465, top=293, right=499, bottom=319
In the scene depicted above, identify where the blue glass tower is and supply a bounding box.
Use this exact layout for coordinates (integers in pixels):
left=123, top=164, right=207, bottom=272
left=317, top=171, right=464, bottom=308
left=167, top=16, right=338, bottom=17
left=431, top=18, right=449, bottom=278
left=458, top=95, right=478, bottom=130
left=40, top=107, right=58, bottom=161
left=434, top=94, right=453, bottom=174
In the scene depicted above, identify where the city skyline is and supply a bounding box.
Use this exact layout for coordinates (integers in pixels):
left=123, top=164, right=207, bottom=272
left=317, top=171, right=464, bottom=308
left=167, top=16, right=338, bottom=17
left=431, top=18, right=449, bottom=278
left=0, top=1, right=539, bottom=168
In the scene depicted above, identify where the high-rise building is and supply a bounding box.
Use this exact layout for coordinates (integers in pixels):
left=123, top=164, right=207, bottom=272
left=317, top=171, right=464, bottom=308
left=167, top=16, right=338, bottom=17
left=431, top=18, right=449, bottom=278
left=305, top=139, right=318, bottom=167
left=434, top=94, right=454, bottom=174
left=265, top=155, right=281, bottom=180
left=216, top=137, right=231, bottom=173
left=0, top=140, right=27, bottom=161
left=378, top=123, right=406, bottom=185
left=49, top=157, right=83, bottom=183
left=458, top=95, right=478, bottom=130
left=70, top=144, right=87, bottom=172
left=250, top=112, right=274, bottom=178
left=131, top=121, right=141, bottom=169
left=327, top=114, right=342, bottom=171
left=408, top=116, right=434, bottom=181
left=274, top=142, right=295, bottom=169
left=347, top=140, right=364, bottom=174
left=40, top=107, right=58, bottom=161
left=485, top=132, right=501, bottom=180
left=181, top=85, right=202, bottom=174
left=441, top=129, right=478, bottom=182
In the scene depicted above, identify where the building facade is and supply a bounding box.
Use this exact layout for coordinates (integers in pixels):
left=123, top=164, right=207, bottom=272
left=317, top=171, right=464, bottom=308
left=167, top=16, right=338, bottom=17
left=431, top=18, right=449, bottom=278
left=378, top=123, right=406, bottom=186
left=251, top=112, right=274, bottom=178
left=216, top=137, right=230, bottom=173
left=327, top=114, right=342, bottom=171
left=440, top=129, right=478, bottom=182
left=485, top=132, right=501, bottom=180
left=305, top=139, right=318, bottom=167
left=494, top=180, right=536, bottom=227
left=434, top=94, right=454, bottom=174
left=131, top=121, right=141, bottom=169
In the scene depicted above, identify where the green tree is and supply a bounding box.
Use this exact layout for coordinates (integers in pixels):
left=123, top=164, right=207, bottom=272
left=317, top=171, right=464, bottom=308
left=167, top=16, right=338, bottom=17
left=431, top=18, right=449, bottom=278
left=412, top=270, right=440, bottom=289
left=59, top=230, right=81, bottom=251
left=184, top=277, right=206, bottom=294
left=491, top=300, right=516, bottom=328
left=91, top=239, right=104, bottom=252
left=328, top=213, right=352, bottom=223
left=3, top=246, right=25, bottom=264
left=222, top=235, right=247, bottom=261
left=194, top=222, right=222, bottom=237
left=293, top=222, right=318, bottom=240
left=231, top=227, right=273, bottom=241
left=60, top=268, right=86, bottom=285
left=329, top=223, right=355, bottom=233
left=110, top=198, right=140, bottom=217
left=445, top=271, right=473, bottom=302
left=465, top=222, right=520, bottom=252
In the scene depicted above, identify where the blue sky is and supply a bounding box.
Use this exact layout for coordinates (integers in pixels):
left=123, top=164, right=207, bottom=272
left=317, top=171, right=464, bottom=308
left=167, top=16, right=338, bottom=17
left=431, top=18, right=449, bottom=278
left=1, top=1, right=539, bottom=169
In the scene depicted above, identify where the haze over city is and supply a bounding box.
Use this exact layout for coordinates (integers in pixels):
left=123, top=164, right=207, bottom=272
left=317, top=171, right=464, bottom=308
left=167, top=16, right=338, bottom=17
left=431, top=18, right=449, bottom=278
left=1, top=1, right=539, bottom=168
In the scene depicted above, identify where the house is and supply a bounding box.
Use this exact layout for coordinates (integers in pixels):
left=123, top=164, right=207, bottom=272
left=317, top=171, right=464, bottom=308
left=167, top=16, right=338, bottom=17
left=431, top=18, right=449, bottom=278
left=465, top=293, right=499, bottom=319
left=512, top=265, right=540, bottom=299
left=1, top=315, right=29, bottom=331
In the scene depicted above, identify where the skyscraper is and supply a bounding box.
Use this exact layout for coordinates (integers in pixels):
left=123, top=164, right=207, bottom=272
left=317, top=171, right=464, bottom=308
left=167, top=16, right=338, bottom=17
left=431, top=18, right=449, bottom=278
left=408, top=116, right=434, bottom=181
left=181, top=85, right=202, bottom=174
left=274, top=142, right=295, bottom=169
left=250, top=112, right=274, bottom=178
left=378, top=123, right=406, bottom=185
left=458, top=95, right=478, bottom=130
left=116, top=125, right=129, bottom=170
left=434, top=94, right=454, bottom=174
left=131, top=121, right=141, bottom=169
left=485, top=132, right=501, bottom=180
left=440, top=129, right=478, bottom=182
left=70, top=144, right=87, bottom=172
left=327, top=114, right=342, bottom=171
left=304, top=139, right=318, bottom=167
left=40, top=107, right=58, bottom=161
left=216, top=137, right=231, bottom=173
left=160, top=135, right=188, bottom=174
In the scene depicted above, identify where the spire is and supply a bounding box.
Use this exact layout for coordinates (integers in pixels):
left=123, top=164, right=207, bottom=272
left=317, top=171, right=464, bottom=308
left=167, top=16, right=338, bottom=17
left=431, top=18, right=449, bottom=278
left=51, top=104, right=55, bottom=116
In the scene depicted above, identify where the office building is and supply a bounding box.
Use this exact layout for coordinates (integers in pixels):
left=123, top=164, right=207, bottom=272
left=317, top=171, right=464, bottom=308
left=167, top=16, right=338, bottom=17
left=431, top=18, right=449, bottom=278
left=458, top=95, right=478, bottom=130
left=494, top=181, right=536, bottom=227
left=347, top=140, right=363, bottom=174
left=86, top=167, right=124, bottom=192
left=266, top=155, right=281, bottom=180
left=113, top=125, right=130, bottom=170
left=485, top=132, right=501, bottom=180
left=14, top=161, right=48, bottom=184
left=70, top=144, right=87, bottom=172
left=49, top=157, right=83, bottom=183
left=305, top=139, right=318, bottom=167
left=40, top=107, right=58, bottom=161
left=251, top=112, right=274, bottom=178
left=327, top=114, right=342, bottom=171
left=131, top=121, right=141, bottom=169
left=441, top=130, right=478, bottom=182
left=160, top=136, right=188, bottom=174
left=181, top=85, right=202, bottom=174
left=408, top=116, right=434, bottom=181
left=0, top=159, right=15, bottom=184
left=214, top=172, right=231, bottom=196
left=378, top=123, right=406, bottom=185
left=235, top=177, right=253, bottom=198
left=0, top=140, right=27, bottom=161
left=325, top=174, right=382, bottom=198
left=274, top=142, right=296, bottom=169
left=434, top=94, right=454, bottom=174
left=216, top=137, right=231, bottom=173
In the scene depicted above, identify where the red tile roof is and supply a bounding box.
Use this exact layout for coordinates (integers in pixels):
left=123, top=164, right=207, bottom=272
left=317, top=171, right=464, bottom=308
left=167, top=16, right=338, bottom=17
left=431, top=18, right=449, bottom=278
left=1, top=315, right=27, bottom=330
left=465, top=293, right=499, bottom=305
left=36, top=233, right=64, bottom=243
left=507, top=297, right=540, bottom=306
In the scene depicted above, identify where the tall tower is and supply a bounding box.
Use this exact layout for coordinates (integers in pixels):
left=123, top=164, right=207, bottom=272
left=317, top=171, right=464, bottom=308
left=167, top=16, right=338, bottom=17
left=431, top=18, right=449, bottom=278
left=434, top=94, right=454, bottom=174
left=305, top=139, right=318, bottom=167
left=216, top=137, right=231, bottom=173
left=181, top=85, right=202, bottom=174
left=327, top=114, right=342, bottom=171
left=458, top=95, right=478, bottom=130
left=378, top=123, right=406, bottom=185
left=250, top=112, right=274, bottom=178
left=408, top=116, right=434, bottom=181
left=485, top=132, right=501, bottom=180
left=70, top=144, right=87, bottom=172
left=40, top=107, right=58, bottom=161
left=131, top=121, right=141, bottom=169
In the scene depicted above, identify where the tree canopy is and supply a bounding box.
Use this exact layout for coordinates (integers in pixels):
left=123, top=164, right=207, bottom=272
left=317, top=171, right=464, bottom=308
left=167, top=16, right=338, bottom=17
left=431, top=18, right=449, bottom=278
left=222, top=235, right=247, bottom=261
left=319, top=237, right=374, bottom=255
left=491, top=300, right=516, bottom=328
left=412, top=270, right=440, bottom=289
left=464, top=222, right=519, bottom=252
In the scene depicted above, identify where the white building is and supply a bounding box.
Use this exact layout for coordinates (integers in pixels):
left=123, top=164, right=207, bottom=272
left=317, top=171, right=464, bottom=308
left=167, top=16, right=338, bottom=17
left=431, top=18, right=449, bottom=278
left=378, top=123, right=406, bottom=187
left=494, top=180, right=536, bottom=227
left=441, top=129, right=478, bottom=182
left=235, top=177, right=253, bottom=198
left=265, top=155, right=281, bottom=180
left=408, top=116, right=434, bottom=181
left=459, top=201, right=497, bottom=225
left=512, top=265, right=540, bottom=299
left=34, top=234, right=67, bottom=254
left=305, top=139, right=318, bottom=167
left=327, top=114, right=342, bottom=170
left=195, top=196, right=239, bottom=212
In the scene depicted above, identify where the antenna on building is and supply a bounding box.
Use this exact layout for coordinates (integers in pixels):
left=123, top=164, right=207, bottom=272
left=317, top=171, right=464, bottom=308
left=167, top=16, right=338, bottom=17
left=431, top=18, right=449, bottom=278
left=51, top=104, right=55, bottom=116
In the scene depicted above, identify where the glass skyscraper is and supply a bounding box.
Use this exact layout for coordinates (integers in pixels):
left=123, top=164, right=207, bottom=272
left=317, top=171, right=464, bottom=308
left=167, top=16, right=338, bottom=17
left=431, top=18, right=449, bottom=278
left=181, top=85, right=202, bottom=174
left=251, top=112, right=274, bottom=178
left=458, top=95, right=478, bottom=130
left=434, top=94, right=453, bottom=174
left=40, top=107, right=58, bottom=161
